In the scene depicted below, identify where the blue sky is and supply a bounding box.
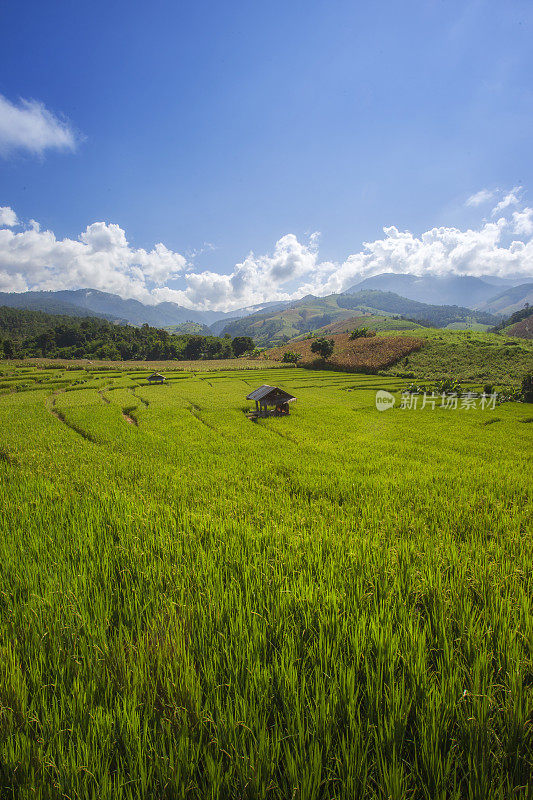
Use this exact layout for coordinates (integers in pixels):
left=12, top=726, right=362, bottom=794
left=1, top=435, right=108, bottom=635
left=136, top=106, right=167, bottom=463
left=0, top=0, right=532, bottom=309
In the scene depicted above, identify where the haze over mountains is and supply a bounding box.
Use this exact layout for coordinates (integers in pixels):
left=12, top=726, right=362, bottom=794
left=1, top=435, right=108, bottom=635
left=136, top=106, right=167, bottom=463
left=0, top=273, right=531, bottom=332
left=345, top=273, right=521, bottom=308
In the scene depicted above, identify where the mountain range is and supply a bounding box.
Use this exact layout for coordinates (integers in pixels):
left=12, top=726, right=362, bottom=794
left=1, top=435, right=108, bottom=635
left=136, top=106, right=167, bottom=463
left=0, top=289, right=277, bottom=328
left=344, top=272, right=529, bottom=307
left=0, top=273, right=531, bottom=333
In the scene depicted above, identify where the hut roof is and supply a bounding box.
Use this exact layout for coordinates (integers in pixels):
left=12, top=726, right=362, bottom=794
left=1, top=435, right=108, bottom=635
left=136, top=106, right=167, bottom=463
left=148, top=372, right=165, bottom=379
left=246, top=385, right=296, bottom=403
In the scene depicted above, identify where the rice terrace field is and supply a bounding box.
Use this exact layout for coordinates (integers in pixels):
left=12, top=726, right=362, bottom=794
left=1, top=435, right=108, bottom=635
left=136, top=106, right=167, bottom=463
left=0, top=361, right=532, bottom=799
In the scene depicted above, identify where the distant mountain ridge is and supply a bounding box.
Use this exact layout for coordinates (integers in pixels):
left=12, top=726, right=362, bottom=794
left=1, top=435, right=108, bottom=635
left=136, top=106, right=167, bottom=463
left=344, top=272, right=531, bottom=307
left=476, top=283, right=533, bottom=315
left=1, top=272, right=530, bottom=333
left=0, top=290, right=122, bottom=322
left=0, top=289, right=275, bottom=328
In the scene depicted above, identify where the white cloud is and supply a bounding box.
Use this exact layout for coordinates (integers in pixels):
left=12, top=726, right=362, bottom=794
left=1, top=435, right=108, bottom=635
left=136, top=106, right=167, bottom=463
left=0, top=206, right=18, bottom=227
left=0, top=94, right=77, bottom=157
left=153, top=213, right=533, bottom=310
left=0, top=196, right=532, bottom=311
left=0, top=218, right=187, bottom=301
left=491, top=186, right=522, bottom=217
left=512, top=207, right=533, bottom=237
left=152, top=233, right=321, bottom=310
left=465, top=189, right=495, bottom=207
left=303, top=215, right=533, bottom=297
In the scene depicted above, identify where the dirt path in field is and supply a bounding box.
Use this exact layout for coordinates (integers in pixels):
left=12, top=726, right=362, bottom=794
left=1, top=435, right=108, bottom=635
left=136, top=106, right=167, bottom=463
left=122, top=408, right=138, bottom=426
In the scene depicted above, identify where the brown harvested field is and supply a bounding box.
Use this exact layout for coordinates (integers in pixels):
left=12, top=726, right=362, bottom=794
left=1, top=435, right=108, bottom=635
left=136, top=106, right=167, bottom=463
left=264, top=333, right=424, bottom=372
left=506, top=312, right=533, bottom=340
left=6, top=357, right=286, bottom=372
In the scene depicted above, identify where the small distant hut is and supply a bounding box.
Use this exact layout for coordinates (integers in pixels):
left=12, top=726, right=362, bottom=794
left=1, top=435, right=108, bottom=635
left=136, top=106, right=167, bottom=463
left=246, top=385, right=296, bottom=417
left=147, top=372, right=165, bottom=384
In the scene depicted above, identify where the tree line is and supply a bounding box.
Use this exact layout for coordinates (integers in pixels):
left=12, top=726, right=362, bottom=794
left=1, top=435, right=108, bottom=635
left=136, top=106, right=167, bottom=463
left=0, top=306, right=254, bottom=361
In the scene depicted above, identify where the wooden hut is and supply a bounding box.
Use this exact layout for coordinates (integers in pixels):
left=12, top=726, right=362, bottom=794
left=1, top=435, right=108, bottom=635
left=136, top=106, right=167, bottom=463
left=246, top=385, right=296, bottom=417
left=147, top=372, right=165, bottom=384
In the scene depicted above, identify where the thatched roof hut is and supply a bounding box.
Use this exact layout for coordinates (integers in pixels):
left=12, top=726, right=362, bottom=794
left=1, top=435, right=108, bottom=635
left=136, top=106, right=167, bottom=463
left=147, top=372, right=165, bottom=384
left=246, top=385, right=296, bottom=415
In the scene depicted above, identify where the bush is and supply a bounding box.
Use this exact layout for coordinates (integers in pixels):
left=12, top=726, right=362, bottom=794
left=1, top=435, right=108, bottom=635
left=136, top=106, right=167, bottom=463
left=282, top=351, right=301, bottom=364
left=349, top=328, right=376, bottom=339
left=310, top=338, right=334, bottom=360
left=434, top=377, right=462, bottom=395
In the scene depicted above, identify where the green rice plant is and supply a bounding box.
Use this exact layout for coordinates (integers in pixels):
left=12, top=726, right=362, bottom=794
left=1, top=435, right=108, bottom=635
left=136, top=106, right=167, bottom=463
left=0, top=365, right=531, bottom=799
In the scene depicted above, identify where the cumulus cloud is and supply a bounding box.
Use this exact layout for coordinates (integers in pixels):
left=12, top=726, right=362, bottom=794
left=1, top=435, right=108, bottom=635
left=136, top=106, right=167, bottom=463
left=145, top=211, right=533, bottom=310
left=152, top=233, right=322, bottom=310
left=0, top=206, right=18, bottom=227
left=0, top=217, right=187, bottom=301
left=0, top=94, right=77, bottom=157
left=0, top=193, right=532, bottom=311
left=465, top=189, right=495, bottom=207
left=512, top=207, right=533, bottom=237
left=298, top=217, right=533, bottom=298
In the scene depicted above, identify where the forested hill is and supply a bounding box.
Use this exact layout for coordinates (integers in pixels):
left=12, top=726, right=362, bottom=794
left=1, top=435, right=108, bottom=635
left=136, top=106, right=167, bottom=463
left=0, top=306, right=252, bottom=361
left=0, top=306, right=95, bottom=339
left=338, top=290, right=499, bottom=326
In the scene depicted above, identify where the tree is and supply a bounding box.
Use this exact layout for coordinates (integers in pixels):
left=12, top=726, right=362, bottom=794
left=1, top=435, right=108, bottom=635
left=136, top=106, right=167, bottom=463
left=522, top=373, right=533, bottom=403
left=232, top=336, right=254, bottom=357
left=2, top=338, right=14, bottom=359
left=96, top=344, right=121, bottom=360
left=205, top=339, right=222, bottom=359
left=282, top=351, right=301, bottom=363
left=184, top=336, right=207, bottom=360
left=310, top=337, right=334, bottom=360
left=36, top=331, right=56, bottom=355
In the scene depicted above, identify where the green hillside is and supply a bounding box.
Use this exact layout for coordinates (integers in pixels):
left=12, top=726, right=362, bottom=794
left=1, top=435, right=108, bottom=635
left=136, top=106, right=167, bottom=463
left=220, top=295, right=356, bottom=344
left=291, top=313, right=423, bottom=338
left=221, top=291, right=499, bottom=346
left=379, top=328, right=533, bottom=383
left=443, top=319, right=492, bottom=331
left=0, top=305, right=101, bottom=340
left=502, top=313, right=533, bottom=339
left=490, top=305, right=533, bottom=339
